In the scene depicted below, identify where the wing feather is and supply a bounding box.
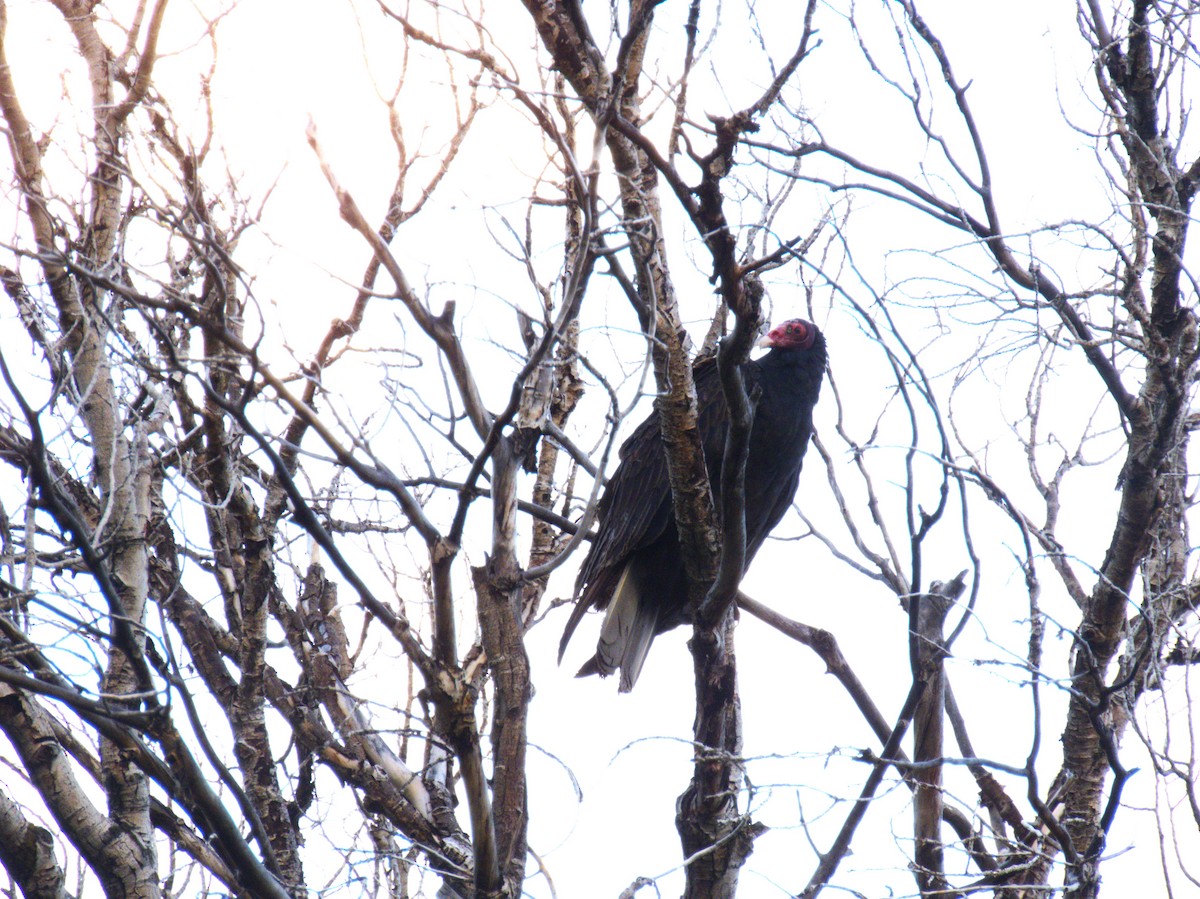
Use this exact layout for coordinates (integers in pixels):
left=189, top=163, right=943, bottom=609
left=572, top=357, right=750, bottom=594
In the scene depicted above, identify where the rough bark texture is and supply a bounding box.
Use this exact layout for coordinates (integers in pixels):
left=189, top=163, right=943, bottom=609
left=912, top=585, right=952, bottom=897
left=1056, top=6, right=1198, bottom=893
left=0, top=788, right=68, bottom=899
left=3, top=3, right=160, bottom=896
left=0, top=683, right=151, bottom=899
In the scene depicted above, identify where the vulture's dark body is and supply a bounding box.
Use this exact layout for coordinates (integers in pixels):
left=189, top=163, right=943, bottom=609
left=562, top=320, right=826, bottom=691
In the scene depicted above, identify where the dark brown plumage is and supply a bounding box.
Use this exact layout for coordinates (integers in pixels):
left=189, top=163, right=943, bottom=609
left=561, top=319, right=827, bottom=691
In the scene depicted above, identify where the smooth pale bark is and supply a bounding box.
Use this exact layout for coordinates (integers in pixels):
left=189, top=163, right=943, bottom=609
left=3, top=3, right=159, bottom=894
left=0, top=684, right=153, bottom=899
left=0, top=749, right=69, bottom=899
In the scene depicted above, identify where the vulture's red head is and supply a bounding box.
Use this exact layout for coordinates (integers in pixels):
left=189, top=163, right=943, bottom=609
left=757, top=318, right=819, bottom=350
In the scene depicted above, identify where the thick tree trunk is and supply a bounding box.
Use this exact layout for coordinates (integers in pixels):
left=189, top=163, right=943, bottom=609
left=676, top=613, right=762, bottom=899
left=0, top=706, right=69, bottom=899
left=0, top=684, right=154, bottom=899
left=1058, top=8, right=1198, bottom=893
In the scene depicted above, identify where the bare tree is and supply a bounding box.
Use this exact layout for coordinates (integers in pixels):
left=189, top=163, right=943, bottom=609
left=764, top=3, right=1200, bottom=896
left=0, top=1, right=1197, bottom=898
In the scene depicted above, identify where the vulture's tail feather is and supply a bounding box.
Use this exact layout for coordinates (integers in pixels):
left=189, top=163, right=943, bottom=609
left=595, top=561, right=658, bottom=692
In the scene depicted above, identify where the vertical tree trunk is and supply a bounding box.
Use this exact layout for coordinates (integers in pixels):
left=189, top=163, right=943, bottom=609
left=676, top=613, right=762, bottom=899
left=912, top=584, right=952, bottom=896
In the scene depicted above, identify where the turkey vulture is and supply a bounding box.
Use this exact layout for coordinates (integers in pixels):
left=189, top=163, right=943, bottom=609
left=561, top=318, right=826, bottom=691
